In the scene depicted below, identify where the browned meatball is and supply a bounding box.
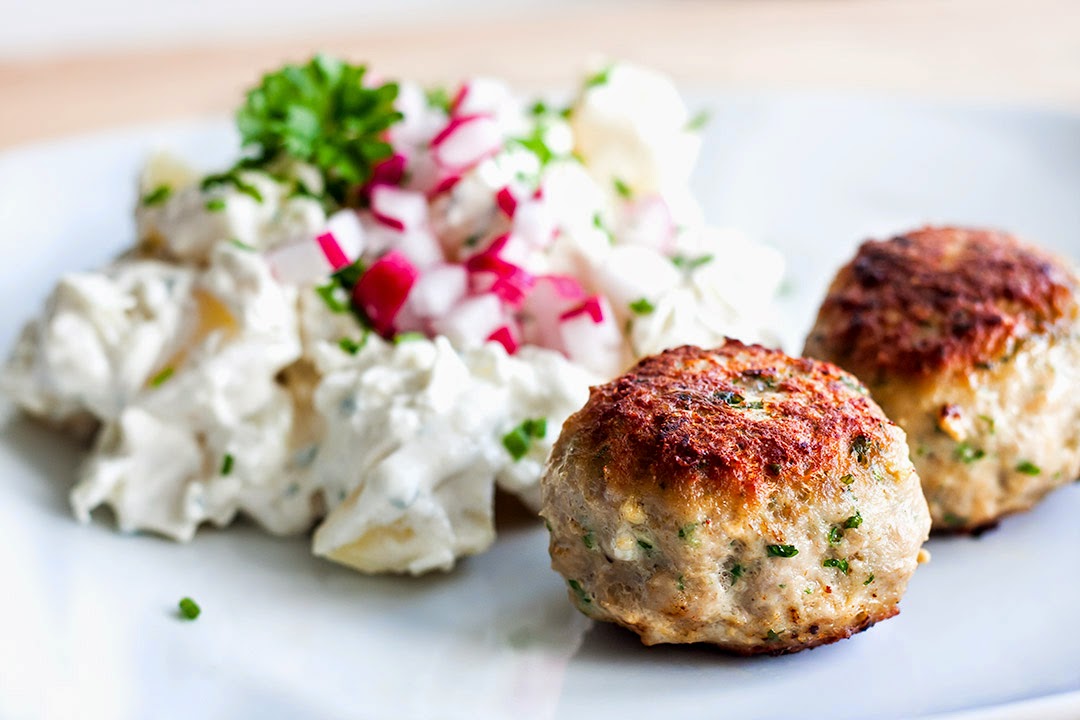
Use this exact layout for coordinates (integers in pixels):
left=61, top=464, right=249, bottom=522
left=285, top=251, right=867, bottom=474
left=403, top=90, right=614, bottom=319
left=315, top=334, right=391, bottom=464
left=805, top=226, right=1080, bottom=532
left=540, top=341, right=930, bottom=655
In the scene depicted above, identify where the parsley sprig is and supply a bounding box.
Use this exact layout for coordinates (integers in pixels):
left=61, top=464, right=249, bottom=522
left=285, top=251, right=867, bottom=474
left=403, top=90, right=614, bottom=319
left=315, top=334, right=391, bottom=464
left=234, top=55, right=403, bottom=205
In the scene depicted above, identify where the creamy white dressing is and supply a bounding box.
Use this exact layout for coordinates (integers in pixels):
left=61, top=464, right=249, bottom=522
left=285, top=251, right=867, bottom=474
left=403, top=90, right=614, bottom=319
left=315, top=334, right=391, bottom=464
left=2, top=61, right=785, bottom=574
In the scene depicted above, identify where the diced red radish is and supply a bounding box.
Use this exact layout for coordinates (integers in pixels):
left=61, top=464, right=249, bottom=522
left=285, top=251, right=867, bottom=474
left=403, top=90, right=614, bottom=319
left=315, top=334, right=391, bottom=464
left=369, top=154, right=407, bottom=189
left=324, top=210, right=365, bottom=261
left=512, top=198, right=557, bottom=249
left=265, top=217, right=364, bottom=284
left=519, top=274, right=588, bottom=350
left=404, top=264, right=468, bottom=319
left=431, top=294, right=506, bottom=349
left=352, top=251, right=418, bottom=337
left=427, top=173, right=462, bottom=198
left=621, top=194, right=677, bottom=253
left=487, top=325, right=519, bottom=355
left=431, top=114, right=502, bottom=172
left=558, top=295, right=627, bottom=378
left=395, top=229, right=445, bottom=269
left=371, top=185, right=428, bottom=232
left=451, top=78, right=511, bottom=117
left=465, top=235, right=536, bottom=307
left=496, top=186, right=518, bottom=217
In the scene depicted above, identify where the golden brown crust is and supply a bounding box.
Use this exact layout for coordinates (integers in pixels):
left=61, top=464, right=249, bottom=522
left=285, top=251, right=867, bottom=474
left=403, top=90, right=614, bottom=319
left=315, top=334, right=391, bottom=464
left=805, top=226, right=1079, bottom=379
left=719, top=607, right=897, bottom=656
left=560, top=341, right=895, bottom=507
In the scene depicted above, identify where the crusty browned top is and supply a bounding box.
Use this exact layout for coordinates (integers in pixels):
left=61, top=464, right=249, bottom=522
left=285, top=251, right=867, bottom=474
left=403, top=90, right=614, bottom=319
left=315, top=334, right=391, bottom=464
left=805, top=227, right=1078, bottom=379
left=559, top=341, right=895, bottom=504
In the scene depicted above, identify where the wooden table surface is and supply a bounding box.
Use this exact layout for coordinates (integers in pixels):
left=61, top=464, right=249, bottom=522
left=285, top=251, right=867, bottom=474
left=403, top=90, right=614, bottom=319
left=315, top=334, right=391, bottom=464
left=2, top=0, right=1079, bottom=150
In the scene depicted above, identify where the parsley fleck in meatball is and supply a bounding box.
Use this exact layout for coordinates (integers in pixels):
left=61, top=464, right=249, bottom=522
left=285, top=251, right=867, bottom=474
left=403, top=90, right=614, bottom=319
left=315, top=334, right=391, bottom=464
left=805, top=227, right=1080, bottom=533
left=540, top=341, right=930, bottom=655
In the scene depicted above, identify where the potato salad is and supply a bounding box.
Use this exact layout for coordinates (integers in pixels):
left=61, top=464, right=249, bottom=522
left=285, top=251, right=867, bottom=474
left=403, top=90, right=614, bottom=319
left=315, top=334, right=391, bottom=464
left=2, top=57, right=784, bottom=574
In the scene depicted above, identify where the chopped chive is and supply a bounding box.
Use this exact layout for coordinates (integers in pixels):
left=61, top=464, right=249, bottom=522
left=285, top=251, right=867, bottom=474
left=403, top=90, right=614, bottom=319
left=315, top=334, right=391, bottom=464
left=338, top=335, right=367, bottom=355
left=613, top=177, right=633, bottom=199
left=844, top=511, right=863, bottom=529
left=827, top=526, right=843, bottom=545
left=582, top=532, right=596, bottom=550
left=220, top=454, right=234, bottom=476
left=568, top=579, right=591, bottom=605
left=629, top=297, right=655, bottom=315
left=840, top=474, right=855, bottom=485
left=178, top=597, right=201, bottom=620
left=823, top=558, right=849, bottom=574
left=142, top=184, right=171, bottom=206
left=149, top=367, right=174, bottom=387
left=392, top=331, right=426, bottom=344
left=766, top=544, right=798, bottom=558
left=978, top=414, right=996, bottom=434
left=677, top=575, right=686, bottom=592
left=713, top=390, right=745, bottom=406
left=954, top=442, right=985, bottom=464
left=765, top=629, right=782, bottom=642
left=851, top=435, right=872, bottom=464
left=637, top=538, right=653, bottom=552
left=205, top=197, right=226, bottom=212
left=678, top=522, right=698, bottom=544
left=228, top=238, right=255, bottom=251
left=685, top=109, right=710, bottom=132
left=1016, top=460, right=1041, bottom=476
left=522, top=417, right=547, bottom=439
left=584, top=66, right=612, bottom=88
left=315, top=282, right=350, bottom=313
left=730, top=564, right=744, bottom=585
left=502, top=428, right=530, bottom=461
left=671, top=254, right=714, bottom=272
left=863, top=573, right=875, bottom=586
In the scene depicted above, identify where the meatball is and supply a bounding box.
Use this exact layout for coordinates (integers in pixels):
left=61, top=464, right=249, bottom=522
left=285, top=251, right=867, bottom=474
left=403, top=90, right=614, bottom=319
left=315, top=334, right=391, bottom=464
left=804, top=227, right=1080, bottom=533
left=540, top=341, right=930, bottom=655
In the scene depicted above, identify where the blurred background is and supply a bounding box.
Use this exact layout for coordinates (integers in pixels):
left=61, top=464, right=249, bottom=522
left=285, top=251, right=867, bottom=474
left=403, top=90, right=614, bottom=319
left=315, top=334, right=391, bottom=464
left=1, top=0, right=1079, bottom=149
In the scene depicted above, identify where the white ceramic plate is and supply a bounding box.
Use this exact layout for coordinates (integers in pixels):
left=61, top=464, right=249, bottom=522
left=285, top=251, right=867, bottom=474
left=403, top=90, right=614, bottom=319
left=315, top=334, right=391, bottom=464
left=2, top=95, right=1080, bottom=720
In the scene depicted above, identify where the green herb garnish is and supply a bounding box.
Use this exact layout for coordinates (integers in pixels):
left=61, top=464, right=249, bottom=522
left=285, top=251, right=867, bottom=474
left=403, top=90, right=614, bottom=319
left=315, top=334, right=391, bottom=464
left=501, top=417, right=548, bottom=461
left=200, top=171, right=264, bottom=203
left=234, top=55, right=402, bottom=205
left=730, top=564, right=744, bottom=585
left=392, top=331, right=426, bottom=345
left=1016, top=460, right=1041, bottom=475
left=582, top=532, right=596, bottom=550
left=338, top=335, right=367, bottom=355
left=629, top=297, right=655, bottom=315
left=678, top=523, right=698, bottom=545
left=229, top=238, right=255, bottom=251
left=584, top=65, right=612, bottom=88
left=685, top=109, right=710, bottom=132
left=613, top=177, right=633, bottom=199
left=823, top=558, right=849, bottom=574
left=766, top=544, right=798, bottom=558
left=149, top=367, right=174, bottom=387
left=954, top=442, right=985, bottom=464
left=568, top=579, right=591, bottom=605
left=840, top=474, right=855, bottom=485
left=827, top=526, right=843, bottom=545
left=714, top=390, right=745, bottom=406
left=765, top=629, right=782, bottom=642
left=425, top=86, right=453, bottom=114
left=315, top=282, right=350, bottom=313
left=851, top=435, right=871, bottom=464
left=178, top=597, right=201, bottom=620
left=637, top=538, right=653, bottom=552
left=220, top=454, right=234, bottom=476
left=142, top=184, right=172, bottom=206
left=205, top=197, right=226, bottom=212
left=863, top=573, right=875, bottom=586
left=844, top=512, right=863, bottom=529
left=671, top=254, right=714, bottom=272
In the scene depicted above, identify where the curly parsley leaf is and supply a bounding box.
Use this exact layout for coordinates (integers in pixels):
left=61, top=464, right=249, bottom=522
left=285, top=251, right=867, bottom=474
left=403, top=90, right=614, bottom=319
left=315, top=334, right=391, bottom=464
left=235, top=55, right=403, bottom=205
